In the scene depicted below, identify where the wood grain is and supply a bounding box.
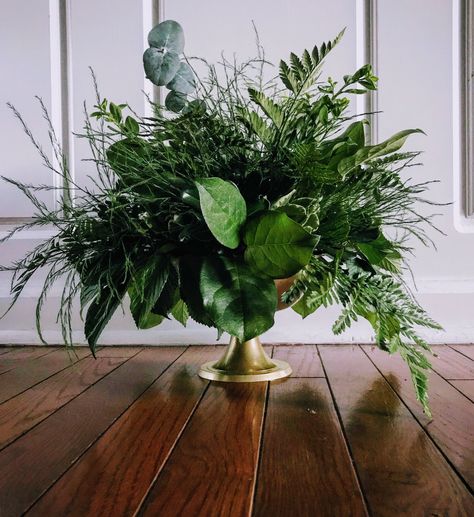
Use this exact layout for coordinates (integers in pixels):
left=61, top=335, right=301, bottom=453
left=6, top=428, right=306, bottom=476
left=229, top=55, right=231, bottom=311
left=0, top=348, right=91, bottom=404
left=27, top=347, right=215, bottom=517
left=253, top=377, right=367, bottom=517
left=0, top=347, right=184, bottom=517
left=138, top=381, right=267, bottom=517
left=272, top=345, right=324, bottom=377
left=0, top=347, right=56, bottom=374
left=450, top=380, right=474, bottom=402
left=430, top=345, right=474, bottom=379
left=450, top=345, right=474, bottom=361
left=363, top=345, right=474, bottom=488
left=319, top=345, right=474, bottom=516
left=0, top=356, right=126, bottom=450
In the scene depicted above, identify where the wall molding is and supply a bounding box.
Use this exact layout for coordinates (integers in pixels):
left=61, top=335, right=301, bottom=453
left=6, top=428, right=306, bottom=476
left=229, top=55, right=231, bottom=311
left=356, top=0, right=378, bottom=144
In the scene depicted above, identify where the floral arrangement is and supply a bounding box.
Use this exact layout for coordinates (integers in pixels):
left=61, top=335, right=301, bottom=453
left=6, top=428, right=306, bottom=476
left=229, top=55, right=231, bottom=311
left=1, top=20, right=442, bottom=412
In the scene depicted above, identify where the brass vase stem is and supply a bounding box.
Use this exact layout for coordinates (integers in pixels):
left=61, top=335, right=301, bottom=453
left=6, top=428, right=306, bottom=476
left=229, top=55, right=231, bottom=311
left=198, top=336, right=292, bottom=382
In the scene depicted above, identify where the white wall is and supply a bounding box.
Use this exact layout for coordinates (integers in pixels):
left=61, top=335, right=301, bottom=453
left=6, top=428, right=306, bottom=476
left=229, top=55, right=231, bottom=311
left=1, top=0, right=473, bottom=345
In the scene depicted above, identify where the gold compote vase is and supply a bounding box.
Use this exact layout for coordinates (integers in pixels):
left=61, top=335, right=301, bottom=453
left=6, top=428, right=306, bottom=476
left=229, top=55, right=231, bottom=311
left=198, top=276, right=296, bottom=382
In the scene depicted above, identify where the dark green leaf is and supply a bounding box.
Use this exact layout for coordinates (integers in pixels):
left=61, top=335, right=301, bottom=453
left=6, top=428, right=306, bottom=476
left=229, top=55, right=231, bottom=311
left=171, top=299, right=189, bottom=326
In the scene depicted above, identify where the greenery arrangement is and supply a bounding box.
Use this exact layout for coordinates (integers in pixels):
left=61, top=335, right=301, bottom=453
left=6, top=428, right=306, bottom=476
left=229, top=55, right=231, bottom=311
left=1, top=20, right=442, bottom=413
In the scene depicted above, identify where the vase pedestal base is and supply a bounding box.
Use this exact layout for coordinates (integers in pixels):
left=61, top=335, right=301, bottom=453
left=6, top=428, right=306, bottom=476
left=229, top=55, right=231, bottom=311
left=198, top=336, right=292, bottom=383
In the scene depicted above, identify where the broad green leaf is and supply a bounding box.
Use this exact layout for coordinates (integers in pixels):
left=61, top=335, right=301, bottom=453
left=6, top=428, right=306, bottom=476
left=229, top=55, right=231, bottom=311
left=171, top=299, right=189, bottom=327
left=148, top=20, right=185, bottom=54
left=143, top=47, right=180, bottom=86
left=195, top=177, right=247, bottom=249
left=338, top=129, right=423, bottom=175
left=179, top=256, right=215, bottom=327
left=357, top=233, right=402, bottom=273
left=138, top=313, right=165, bottom=330
left=292, top=293, right=319, bottom=318
left=128, top=256, right=170, bottom=329
left=167, top=62, right=195, bottom=94
left=243, top=211, right=318, bottom=278
left=200, top=256, right=277, bottom=341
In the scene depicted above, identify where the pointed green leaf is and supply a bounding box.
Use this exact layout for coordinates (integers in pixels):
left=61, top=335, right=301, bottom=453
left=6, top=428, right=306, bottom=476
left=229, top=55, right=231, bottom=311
left=338, top=129, right=423, bottom=175
left=243, top=211, right=318, bottom=279
left=195, top=177, right=247, bottom=249
left=171, top=299, right=189, bottom=327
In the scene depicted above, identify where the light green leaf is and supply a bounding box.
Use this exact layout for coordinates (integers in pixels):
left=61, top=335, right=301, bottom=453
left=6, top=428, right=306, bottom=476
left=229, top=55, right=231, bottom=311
left=200, top=256, right=277, bottom=341
left=171, top=299, right=189, bottom=327
left=148, top=20, right=185, bottom=54
left=338, top=129, right=423, bottom=175
left=243, top=211, right=318, bottom=279
left=195, top=177, right=247, bottom=249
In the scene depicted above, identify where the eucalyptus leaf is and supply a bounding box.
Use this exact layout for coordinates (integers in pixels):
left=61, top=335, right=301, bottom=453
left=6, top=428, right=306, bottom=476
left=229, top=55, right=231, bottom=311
left=165, top=91, right=187, bottom=113
left=167, top=62, right=195, bottom=94
left=243, top=211, right=318, bottom=278
left=200, top=256, right=277, bottom=341
left=148, top=20, right=185, bottom=54
left=143, top=47, right=180, bottom=86
left=195, top=177, right=247, bottom=249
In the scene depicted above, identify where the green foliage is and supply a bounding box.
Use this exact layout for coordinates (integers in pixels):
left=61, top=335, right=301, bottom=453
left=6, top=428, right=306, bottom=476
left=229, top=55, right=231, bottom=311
left=243, top=211, right=318, bottom=278
left=195, top=178, right=247, bottom=249
left=1, top=20, right=444, bottom=413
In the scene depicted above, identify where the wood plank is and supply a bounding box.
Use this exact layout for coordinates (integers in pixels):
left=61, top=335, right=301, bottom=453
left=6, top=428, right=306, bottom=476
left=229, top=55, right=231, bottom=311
left=0, top=347, right=56, bottom=374
left=94, top=346, right=145, bottom=357
left=363, top=345, right=474, bottom=489
left=318, top=345, right=474, bottom=516
left=450, top=345, right=474, bottom=362
left=0, top=348, right=12, bottom=355
left=430, top=345, right=474, bottom=380
left=450, top=380, right=474, bottom=403
left=272, top=345, right=324, bottom=377
left=0, top=347, right=184, bottom=517
left=253, top=378, right=368, bottom=517
left=0, top=356, right=127, bottom=450
left=0, top=348, right=91, bottom=404
left=27, top=347, right=215, bottom=517
left=137, top=382, right=267, bottom=517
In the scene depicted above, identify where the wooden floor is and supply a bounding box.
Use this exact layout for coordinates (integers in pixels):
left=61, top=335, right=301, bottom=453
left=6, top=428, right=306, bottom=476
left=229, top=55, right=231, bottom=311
left=0, top=345, right=473, bottom=516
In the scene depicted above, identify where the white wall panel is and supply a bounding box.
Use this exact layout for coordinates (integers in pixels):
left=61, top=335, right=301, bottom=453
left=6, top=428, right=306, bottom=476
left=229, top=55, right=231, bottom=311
left=0, top=0, right=55, bottom=217
left=166, top=0, right=357, bottom=89
left=68, top=0, right=149, bottom=189
left=377, top=0, right=474, bottom=282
